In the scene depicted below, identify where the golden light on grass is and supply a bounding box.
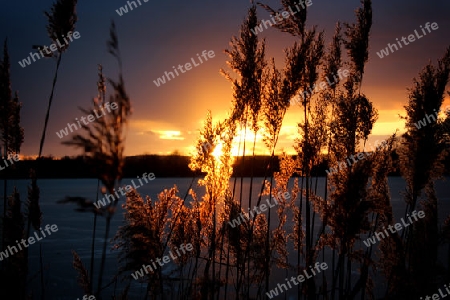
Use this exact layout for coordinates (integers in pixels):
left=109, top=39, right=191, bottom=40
left=212, top=141, right=224, bottom=159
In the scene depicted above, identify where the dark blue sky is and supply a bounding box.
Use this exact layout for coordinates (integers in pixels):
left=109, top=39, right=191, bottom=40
left=1, top=0, right=449, bottom=157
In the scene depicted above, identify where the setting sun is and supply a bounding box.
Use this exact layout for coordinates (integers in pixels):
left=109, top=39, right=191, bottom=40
left=212, top=142, right=224, bottom=158
left=2, top=0, right=450, bottom=298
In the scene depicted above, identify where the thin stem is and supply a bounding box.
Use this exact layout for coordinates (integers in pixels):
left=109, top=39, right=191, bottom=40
left=96, top=215, right=112, bottom=299
left=38, top=53, right=63, bottom=158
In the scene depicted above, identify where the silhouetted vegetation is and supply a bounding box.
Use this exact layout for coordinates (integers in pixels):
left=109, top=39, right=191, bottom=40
left=1, top=0, right=450, bottom=299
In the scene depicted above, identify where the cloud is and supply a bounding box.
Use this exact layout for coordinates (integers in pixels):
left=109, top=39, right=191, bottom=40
left=130, top=119, right=185, bottom=140
left=158, top=131, right=185, bottom=140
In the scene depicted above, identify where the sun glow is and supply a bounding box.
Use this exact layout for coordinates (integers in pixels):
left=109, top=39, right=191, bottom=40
left=212, top=142, right=224, bottom=158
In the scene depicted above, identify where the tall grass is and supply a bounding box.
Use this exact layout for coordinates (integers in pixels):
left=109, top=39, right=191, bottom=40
left=62, top=21, right=131, bottom=299
left=0, top=38, right=28, bottom=300
left=38, top=0, right=78, bottom=158
left=3, top=0, right=450, bottom=299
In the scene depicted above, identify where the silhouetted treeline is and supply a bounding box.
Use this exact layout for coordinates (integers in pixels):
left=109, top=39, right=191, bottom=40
left=5, top=151, right=448, bottom=179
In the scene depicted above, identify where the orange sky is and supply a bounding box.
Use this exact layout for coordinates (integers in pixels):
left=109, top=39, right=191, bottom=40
left=3, top=0, right=450, bottom=157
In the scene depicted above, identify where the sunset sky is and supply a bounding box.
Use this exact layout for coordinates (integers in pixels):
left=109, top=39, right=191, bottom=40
left=1, top=0, right=449, bottom=158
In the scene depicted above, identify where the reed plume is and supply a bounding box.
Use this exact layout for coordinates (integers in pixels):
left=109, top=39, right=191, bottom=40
left=38, top=0, right=78, bottom=157
left=62, top=21, right=130, bottom=298
left=72, top=250, right=92, bottom=295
